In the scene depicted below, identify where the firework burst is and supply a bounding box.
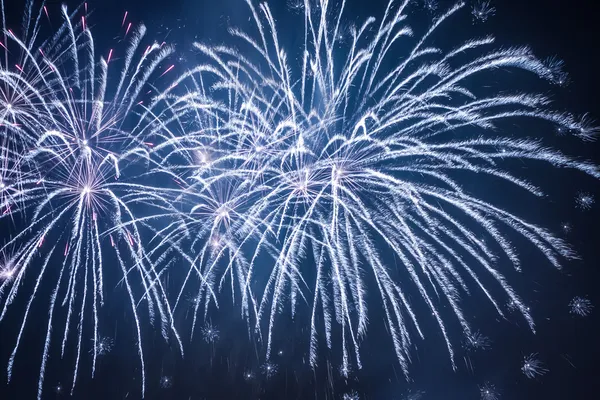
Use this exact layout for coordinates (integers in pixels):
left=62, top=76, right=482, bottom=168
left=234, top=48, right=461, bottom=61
left=157, top=0, right=600, bottom=379
left=0, top=1, right=182, bottom=398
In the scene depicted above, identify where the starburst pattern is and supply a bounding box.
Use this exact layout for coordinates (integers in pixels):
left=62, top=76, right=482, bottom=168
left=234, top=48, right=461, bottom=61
left=521, top=353, right=548, bottom=379
left=0, top=2, right=181, bottom=398
left=479, top=383, right=499, bottom=400
left=569, top=296, right=593, bottom=317
left=160, top=0, right=599, bottom=378
left=1, top=0, right=598, bottom=397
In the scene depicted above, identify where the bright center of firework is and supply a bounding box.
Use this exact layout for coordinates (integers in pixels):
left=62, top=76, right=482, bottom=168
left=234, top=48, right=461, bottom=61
left=82, top=186, right=91, bottom=195
left=218, top=209, right=229, bottom=219
left=0, top=266, right=16, bottom=280
left=332, top=165, right=344, bottom=182
left=0, top=182, right=5, bottom=189
left=255, top=145, right=263, bottom=153
left=6, top=103, right=11, bottom=110
left=297, top=182, right=307, bottom=193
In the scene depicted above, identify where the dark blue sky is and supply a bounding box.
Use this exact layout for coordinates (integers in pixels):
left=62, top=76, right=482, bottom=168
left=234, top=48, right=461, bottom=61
left=1, top=0, right=599, bottom=399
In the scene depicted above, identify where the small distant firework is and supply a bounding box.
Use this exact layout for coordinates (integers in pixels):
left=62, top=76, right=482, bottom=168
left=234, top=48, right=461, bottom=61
left=94, top=337, right=114, bottom=356
left=286, top=0, right=304, bottom=14
left=201, top=323, right=220, bottom=343
left=569, top=296, right=593, bottom=317
left=561, top=222, right=573, bottom=233
left=575, top=192, right=595, bottom=210
left=472, top=0, right=496, bottom=22
left=343, top=391, right=360, bottom=400
left=54, top=383, right=64, bottom=395
left=479, top=383, right=499, bottom=400
left=464, top=331, right=491, bottom=351
left=243, top=370, right=255, bottom=381
left=261, top=362, right=278, bottom=379
left=421, top=0, right=438, bottom=13
left=521, top=353, right=548, bottom=379
left=159, top=375, right=173, bottom=389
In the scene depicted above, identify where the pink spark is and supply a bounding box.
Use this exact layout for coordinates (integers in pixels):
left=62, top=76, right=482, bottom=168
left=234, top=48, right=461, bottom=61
left=137, top=101, right=144, bottom=105
left=82, top=16, right=86, bottom=30
left=110, top=235, right=115, bottom=247
left=160, top=64, right=175, bottom=77
left=107, top=49, right=113, bottom=63
left=43, top=6, right=49, bottom=19
left=160, top=41, right=166, bottom=47
left=126, top=22, right=132, bottom=36
left=2, top=206, right=11, bottom=215
left=93, top=212, right=97, bottom=221
left=85, top=3, right=88, bottom=13
left=144, top=142, right=154, bottom=147
left=39, top=48, right=45, bottom=57
left=127, top=232, right=134, bottom=247
left=39, top=236, right=44, bottom=248
left=0, top=41, right=6, bottom=50
left=15, top=64, right=23, bottom=73
left=64, top=243, right=69, bottom=256
left=143, top=45, right=151, bottom=56
left=121, top=11, right=128, bottom=27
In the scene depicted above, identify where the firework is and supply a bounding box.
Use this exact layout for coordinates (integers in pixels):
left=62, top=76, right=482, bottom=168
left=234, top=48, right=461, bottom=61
left=560, top=222, right=572, bottom=233
left=1, top=0, right=598, bottom=396
left=261, top=362, right=278, bottom=378
left=342, top=391, right=360, bottom=400
left=575, top=191, right=595, bottom=210
left=569, top=296, right=593, bottom=317
left=464, top=331, right=491, bottom=351
left=0, top=2, right=181, bottom=398
left=479, top=383, right=499, bottom=400
left=159, top=375, right=173, bottom=389
left=163, top=0, right=600, bottom=379
left=472, top=0, right=496, bottom=23
left=93, top=336, right=114, bottom=356
left=421, top=0, right=439, bottom=13
left=201, top=322, right=220, bottom=343
left=521, top=353, right=548, bottom=379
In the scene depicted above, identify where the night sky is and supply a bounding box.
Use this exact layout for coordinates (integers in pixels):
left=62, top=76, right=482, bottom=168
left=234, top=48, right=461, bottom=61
left=1, top=0, right=599, bottom=399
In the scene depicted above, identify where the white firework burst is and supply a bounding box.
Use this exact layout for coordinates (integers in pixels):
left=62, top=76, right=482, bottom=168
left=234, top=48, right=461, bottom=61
left=569, top=296, right=593, bottom=317
left=158, top=0, right=600, bottom=379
